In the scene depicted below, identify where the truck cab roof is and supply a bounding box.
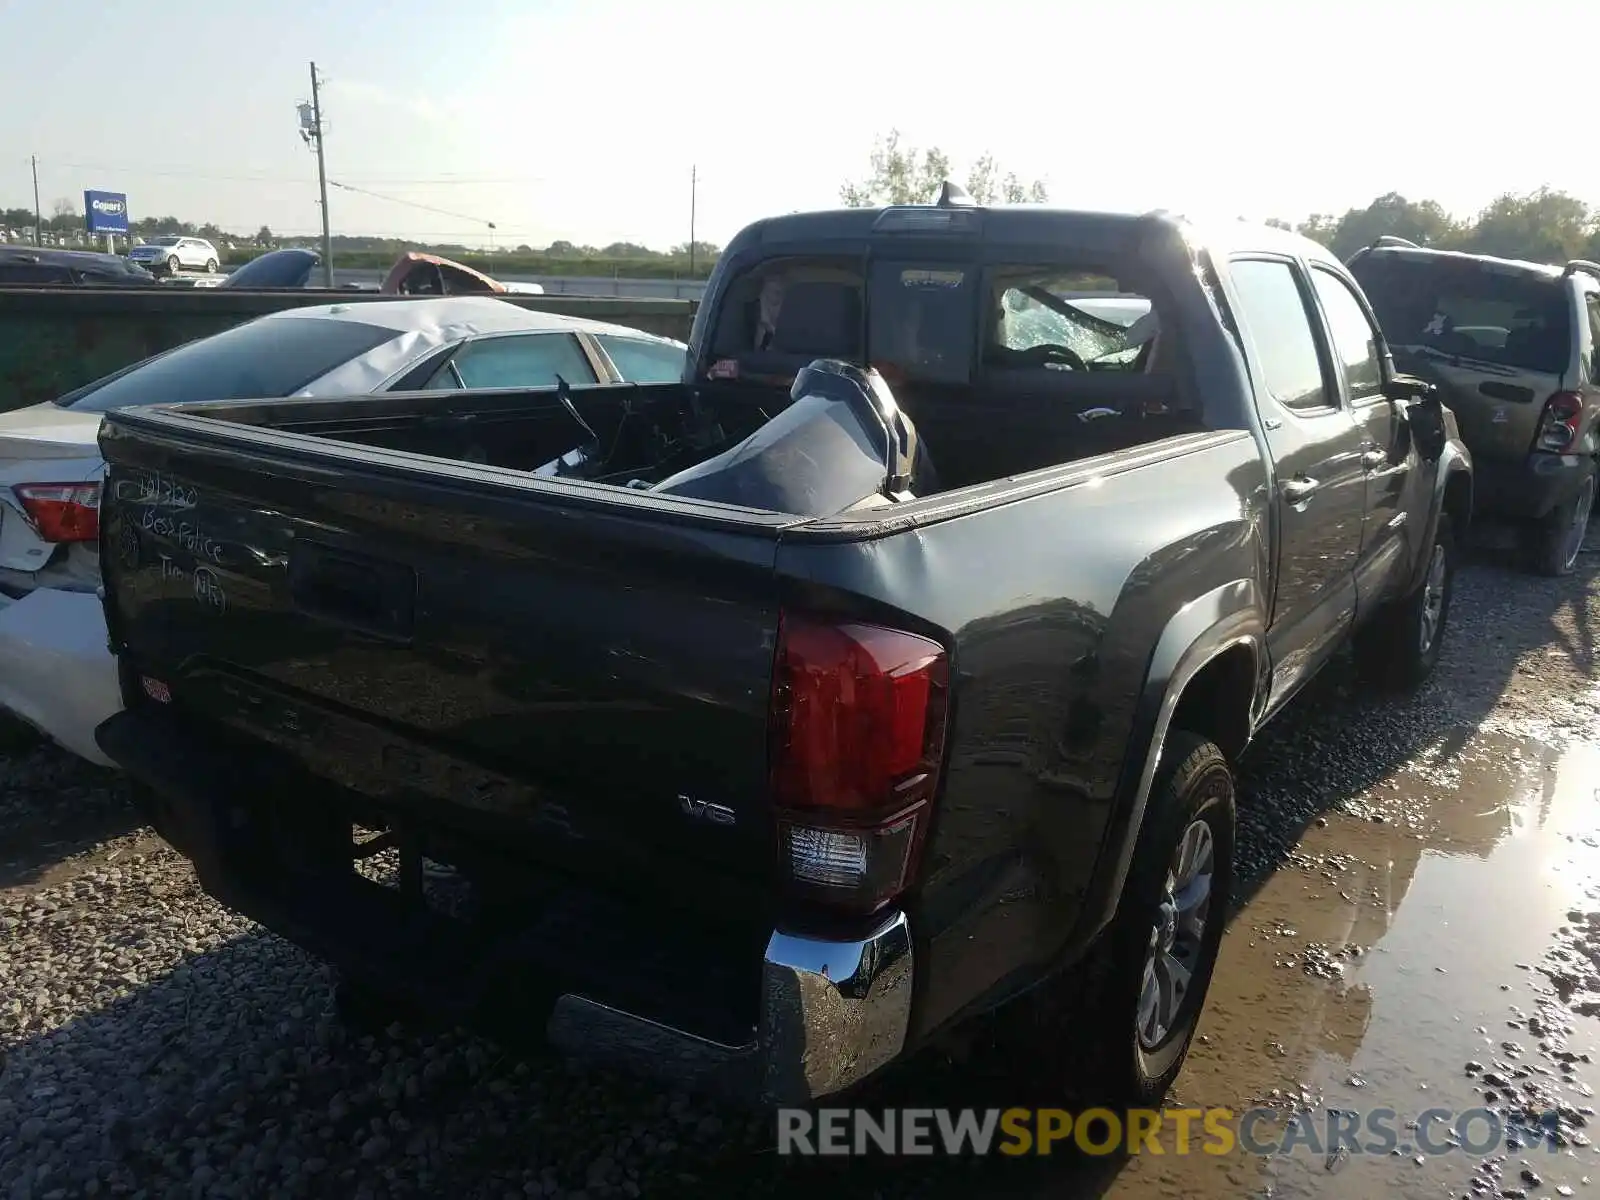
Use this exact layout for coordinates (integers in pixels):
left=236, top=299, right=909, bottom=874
left=724, top=197, right=1343, bottom=273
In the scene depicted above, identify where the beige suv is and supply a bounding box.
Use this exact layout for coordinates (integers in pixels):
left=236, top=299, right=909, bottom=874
left=1349, top=239, right=1600, bottom=575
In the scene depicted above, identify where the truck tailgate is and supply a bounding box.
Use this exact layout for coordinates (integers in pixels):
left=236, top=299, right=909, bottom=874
left=97, top=414, right=787, bottom=915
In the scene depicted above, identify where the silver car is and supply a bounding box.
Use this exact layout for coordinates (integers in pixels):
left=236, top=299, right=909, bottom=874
left=129, top=235, right=220, bottom=276
left=0, top=296, right=688, bottom=764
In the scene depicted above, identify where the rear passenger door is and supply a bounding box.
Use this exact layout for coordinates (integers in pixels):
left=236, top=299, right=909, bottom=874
left=1227, top=256, right=1369, bottom=711
left=1308, top=265, right=1418, bottom=612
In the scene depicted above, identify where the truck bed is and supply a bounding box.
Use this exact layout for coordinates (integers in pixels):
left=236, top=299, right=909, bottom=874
left=98, top=389, right=806, bottom=1045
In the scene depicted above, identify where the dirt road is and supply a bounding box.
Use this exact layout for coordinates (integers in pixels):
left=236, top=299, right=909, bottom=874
left=2, top=541, right=1597, bottom=1199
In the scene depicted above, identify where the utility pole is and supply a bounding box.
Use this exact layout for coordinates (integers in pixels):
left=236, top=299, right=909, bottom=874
left=31, top=156, right=41, bottom=246
left=688, top=164, right=697, bottom=278
left=308, top=62, right=334, bottom=287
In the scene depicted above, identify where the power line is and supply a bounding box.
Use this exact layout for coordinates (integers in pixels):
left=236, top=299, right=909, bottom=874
left=29, top=159, right=559, bottom=187
left=25, top=157, right=716, bottom=188
left=338, top=175, right=552, bottom=186
left=329, top=181, right=497, bottom=228
left=45, top=162, right=309, bottom=184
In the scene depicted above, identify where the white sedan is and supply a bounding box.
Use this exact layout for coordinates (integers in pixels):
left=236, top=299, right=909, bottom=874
left=0, top=296, right=688, bottom=764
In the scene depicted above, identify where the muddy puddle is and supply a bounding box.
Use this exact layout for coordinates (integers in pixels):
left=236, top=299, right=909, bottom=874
left=1097, top=725, right=1600, bottom=1200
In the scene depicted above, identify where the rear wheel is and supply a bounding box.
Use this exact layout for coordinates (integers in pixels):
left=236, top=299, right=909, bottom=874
left=165, top=255, right=180, bottom=276
left=998, top=732, right=1235, bottom=1109
left=1528, top=464, right=1596, bottom=577
left=1354, top=513, right=1455, bottom=691
left=204, top=258, right=218, bottom=274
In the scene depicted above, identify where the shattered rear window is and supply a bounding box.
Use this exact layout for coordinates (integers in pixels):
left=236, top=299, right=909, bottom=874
left=988, top=269, right=1155, bottom=369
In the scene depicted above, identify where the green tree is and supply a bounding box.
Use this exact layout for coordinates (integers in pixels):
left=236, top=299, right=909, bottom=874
left=132, top=215, right=194, bottom=237
left=671, top=241, right=721, bottom=261
left=840, top=129, right=1046, bottom=206
left=1314, top=193, right=1461, bottom=259
left=1295, top=213, right=1340, bottom=246
left=45, top=197, right=78, bottom=234
left=1459, top=188, right=1594, bottom=263
left=965, top=153, right=998, bottom=206
left=1002, top=173, right=1048, bottom=204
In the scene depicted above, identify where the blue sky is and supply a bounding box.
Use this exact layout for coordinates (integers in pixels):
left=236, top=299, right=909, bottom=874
left=2, top=0, right=1593, bottom=250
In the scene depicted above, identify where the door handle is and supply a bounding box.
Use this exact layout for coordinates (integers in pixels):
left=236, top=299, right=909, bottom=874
left=1361, top=449, right=1388, bottom=469
left=1281, top=476, right=1320, bottom=503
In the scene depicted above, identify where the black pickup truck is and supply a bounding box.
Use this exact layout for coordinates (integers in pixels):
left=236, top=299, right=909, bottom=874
left=93, top=194, right=1472, bottom=1110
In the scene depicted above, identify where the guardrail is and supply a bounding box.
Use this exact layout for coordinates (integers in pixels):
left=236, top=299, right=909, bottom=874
left=0, top=287, right=698, bottom=413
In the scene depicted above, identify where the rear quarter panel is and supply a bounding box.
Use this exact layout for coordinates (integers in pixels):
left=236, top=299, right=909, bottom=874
left=774, top=429, right=1271, bottom=1039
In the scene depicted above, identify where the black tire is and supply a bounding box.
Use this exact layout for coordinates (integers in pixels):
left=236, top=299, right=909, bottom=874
left=1528, top=463, right=1596, bottom=577
left=204, top=258, right=218, bottom=274
left=1353, top=513, right=1455, bottom=692
left=166, top=255, right=180, bottom=276
left=999, top=732, right=1235, bottom=1109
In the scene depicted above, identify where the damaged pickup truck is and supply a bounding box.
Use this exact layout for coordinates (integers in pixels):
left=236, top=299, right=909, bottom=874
left=93, top=193, right=1472, bottom=1109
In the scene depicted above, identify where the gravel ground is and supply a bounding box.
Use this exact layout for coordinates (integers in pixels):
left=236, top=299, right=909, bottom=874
left=1, top=539, right=1597, bottom=1200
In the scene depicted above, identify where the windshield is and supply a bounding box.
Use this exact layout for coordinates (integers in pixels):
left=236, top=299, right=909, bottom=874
left=58, top=315, right=397, bottom=412
left=1351, top=255, right=1571, bottom=375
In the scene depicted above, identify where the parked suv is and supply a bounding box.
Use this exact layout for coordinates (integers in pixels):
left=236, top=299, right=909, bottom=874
left=1348, top=238, right=1600, bottom=575
left=129, top=235, right=220, bottom=276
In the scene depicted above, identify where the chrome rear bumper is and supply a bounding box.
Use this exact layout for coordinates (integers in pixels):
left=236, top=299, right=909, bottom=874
left=547, top=910, right=913, bottom=1106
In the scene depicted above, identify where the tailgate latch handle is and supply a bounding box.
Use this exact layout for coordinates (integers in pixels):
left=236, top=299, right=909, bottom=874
left=288, top=544, right=416, bottom=641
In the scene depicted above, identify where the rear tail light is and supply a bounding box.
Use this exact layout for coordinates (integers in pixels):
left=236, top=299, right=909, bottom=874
left=770, top=612, right=950, bottom=914
left=13, top=482, right=100, bottom=543
left=1535, top=391, right=1584, bottom=452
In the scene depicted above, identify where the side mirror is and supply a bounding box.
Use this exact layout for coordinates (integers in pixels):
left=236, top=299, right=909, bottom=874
left=1387, top=373, right=1448, bottom=462
left=1382, top=374, right=1437, bottom=404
